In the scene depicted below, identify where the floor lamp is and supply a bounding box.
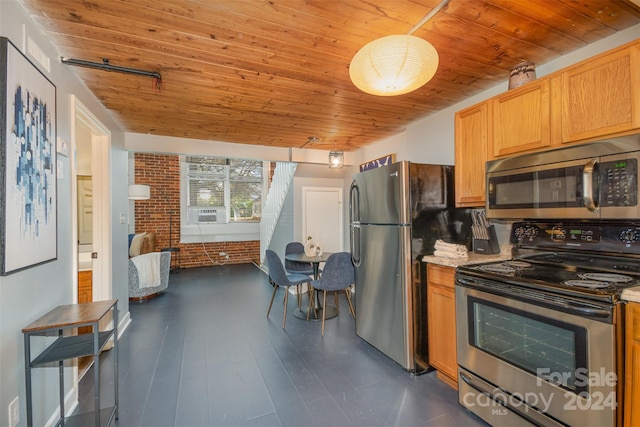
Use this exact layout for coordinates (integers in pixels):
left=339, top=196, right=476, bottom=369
left=157, top=187, right=179, bottom=270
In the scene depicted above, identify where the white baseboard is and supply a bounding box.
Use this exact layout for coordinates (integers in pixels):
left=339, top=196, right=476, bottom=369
left=118, top=310, right=132, bottom=337
left=43, top=386, right=78, bottom=427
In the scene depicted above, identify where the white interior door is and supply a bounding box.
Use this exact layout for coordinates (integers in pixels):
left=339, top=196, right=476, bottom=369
left=72, top=98, right=112, bottom=302
left=302, top=187, right=343, bottom=253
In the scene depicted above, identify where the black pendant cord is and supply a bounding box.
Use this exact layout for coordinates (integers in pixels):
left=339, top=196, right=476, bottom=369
left=61, top=57, right=162, bottom=89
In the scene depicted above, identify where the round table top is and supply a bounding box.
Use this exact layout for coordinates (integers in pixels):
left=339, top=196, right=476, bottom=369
left=284, top=252, right=333, bottom=263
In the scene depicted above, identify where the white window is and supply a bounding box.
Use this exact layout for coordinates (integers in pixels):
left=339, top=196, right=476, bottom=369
left=180, top=156, right=267, bottom=243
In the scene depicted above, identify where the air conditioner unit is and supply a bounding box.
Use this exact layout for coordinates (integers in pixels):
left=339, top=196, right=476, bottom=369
left=187, top=207, right=226, bottom=224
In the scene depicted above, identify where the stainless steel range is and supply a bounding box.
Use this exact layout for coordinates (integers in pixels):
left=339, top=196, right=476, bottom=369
left=456, top=221, right=639, bottom=427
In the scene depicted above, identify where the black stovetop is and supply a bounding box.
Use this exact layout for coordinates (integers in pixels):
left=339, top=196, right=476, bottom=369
left=457, top=220, right=640, bottom=303
left=458, top=256, right=638, bottom=302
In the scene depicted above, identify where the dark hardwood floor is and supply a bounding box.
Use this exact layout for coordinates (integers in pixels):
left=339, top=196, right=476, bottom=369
left=76, top=263, right=486, bottom=426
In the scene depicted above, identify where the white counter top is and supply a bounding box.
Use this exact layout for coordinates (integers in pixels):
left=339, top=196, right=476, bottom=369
left=622, top=286, right=640, bottom=303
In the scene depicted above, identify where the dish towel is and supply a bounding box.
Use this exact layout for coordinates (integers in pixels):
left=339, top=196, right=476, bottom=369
left=433, top=239, right=468, bottom=259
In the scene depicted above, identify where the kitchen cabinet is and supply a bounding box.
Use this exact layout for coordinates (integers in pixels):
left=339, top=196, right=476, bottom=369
left=78, top=270, right=93, bottom=334
left=22, top=300, right=119, bottom=427
left=427, top=263, right=457, bottom=389
left=454, top=102, right=488, bottom=207
left=561, top=42, right=640, bottom=144
left=453, top=40, right=640, bottom=202
left=625, top=301, right=640, bottom=427
left=489, top=78, right=554, bottom=159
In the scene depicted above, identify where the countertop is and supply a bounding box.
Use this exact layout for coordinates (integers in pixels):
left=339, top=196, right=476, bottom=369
left=622, top=286, right=640, bottom=304
left=422, top=244, right=512, bottom=268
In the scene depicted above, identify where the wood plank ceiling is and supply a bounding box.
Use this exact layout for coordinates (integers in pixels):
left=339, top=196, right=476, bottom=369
left=17, top=0, right=640, bottom=151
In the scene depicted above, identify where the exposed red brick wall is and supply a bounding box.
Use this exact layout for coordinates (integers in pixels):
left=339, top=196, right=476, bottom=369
left=133, top=153, right=260, bottom=267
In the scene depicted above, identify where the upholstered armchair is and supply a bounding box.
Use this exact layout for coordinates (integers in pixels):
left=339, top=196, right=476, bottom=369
left=128, top=232, right=171, bottom=300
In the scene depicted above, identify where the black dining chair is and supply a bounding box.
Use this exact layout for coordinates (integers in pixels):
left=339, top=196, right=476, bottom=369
left=265, top=249, right=312, bottom=328
left=284, top=242, right=315, bottom=276
left=307, top=252, right=355, bottom=335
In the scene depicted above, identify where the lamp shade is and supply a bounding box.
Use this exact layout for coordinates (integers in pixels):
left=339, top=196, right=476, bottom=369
left=328, top=151, right=344, bottom=169
left=128, top=184, right=150, bottom=200
left=349, top=34, right=439, bottom=96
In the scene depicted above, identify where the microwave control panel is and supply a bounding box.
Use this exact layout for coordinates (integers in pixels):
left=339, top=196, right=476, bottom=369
left=600, top=158, right=637, bottom=207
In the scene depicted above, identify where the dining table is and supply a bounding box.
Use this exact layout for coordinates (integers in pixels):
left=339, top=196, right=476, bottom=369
left=284, top=252, right=338, bottom=321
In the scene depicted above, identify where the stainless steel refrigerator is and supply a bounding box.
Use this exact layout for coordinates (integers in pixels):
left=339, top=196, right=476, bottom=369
left=349, top=161, right=472, bottom=373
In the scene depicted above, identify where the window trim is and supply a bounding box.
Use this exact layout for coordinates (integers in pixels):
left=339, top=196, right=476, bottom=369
left=179, top=156, right=267, bottom=243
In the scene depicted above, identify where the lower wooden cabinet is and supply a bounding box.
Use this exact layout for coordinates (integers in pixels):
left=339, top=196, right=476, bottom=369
left=78, top=270, right=93, bottom=335
left=427, top=263, right=458, bottom=389
left=625, top=301, right=640, bottom=427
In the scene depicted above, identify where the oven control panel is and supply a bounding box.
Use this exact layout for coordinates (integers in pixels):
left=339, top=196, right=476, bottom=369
left=511, top=221, right=640, bottom=254
left=551, top=225, right=601, bottom=243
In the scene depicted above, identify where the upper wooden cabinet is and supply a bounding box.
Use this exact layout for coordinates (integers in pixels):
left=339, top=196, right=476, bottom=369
left=489, top=78, right=553, bottom=158
left=454, top=102, right=489, bottom=207
left=561, top=42, right=640, bottom=143
left=453, top=39, right=640, bottom=207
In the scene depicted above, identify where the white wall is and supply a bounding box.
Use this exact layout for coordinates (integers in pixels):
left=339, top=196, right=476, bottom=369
left=0, top=2, right=129, bottom=425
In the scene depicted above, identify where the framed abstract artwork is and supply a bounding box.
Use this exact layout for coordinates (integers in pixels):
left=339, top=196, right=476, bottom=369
left=360, top=153, right=395, bottom=172
left=0, top=37, right=57, bottom=275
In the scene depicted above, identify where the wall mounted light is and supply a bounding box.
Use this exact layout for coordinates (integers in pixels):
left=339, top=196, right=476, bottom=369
left=128, top=184, right=150, bottom=200
left=349, top=0, right=449, bottom=96
left=329, top=151, right=344, bottom=169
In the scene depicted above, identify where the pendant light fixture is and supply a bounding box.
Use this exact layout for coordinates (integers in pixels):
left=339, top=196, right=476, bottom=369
left=328, top=139, right=344, bottom=168
left=328, top=151, right=344, bottom=168
left=349, top=0, right=449, bottom=96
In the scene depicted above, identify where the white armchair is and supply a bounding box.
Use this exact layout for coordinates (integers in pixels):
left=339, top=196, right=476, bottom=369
left=129, top=251, right=171, bottom=301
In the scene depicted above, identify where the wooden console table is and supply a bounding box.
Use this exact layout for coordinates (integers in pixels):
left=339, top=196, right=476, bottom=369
left=22, top=300, right=119, bottom=427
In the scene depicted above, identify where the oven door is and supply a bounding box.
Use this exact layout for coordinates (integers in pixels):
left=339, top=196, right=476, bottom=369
left=456, top=283, right=616, bottom=427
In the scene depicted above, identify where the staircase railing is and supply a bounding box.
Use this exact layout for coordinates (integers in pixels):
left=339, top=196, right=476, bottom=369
left=260, top=162, right=297, bottom=264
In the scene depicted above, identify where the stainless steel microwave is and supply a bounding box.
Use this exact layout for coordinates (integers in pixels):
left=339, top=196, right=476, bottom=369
left=486, top=136, right=640, bottom=219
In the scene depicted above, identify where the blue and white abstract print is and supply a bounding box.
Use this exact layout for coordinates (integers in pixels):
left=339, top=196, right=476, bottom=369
left=2, top=37, right=56, bottom=274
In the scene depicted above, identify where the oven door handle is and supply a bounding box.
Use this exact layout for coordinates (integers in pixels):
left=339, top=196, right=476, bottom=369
left=565, top=302, right=611, bottom=318
left=459, top=371, right=564, bottom=427
left=457, top=277, right=613, bottom=320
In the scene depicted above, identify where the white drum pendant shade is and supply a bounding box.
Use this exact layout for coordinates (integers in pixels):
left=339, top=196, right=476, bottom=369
left=349, top=34, right=439, bottom=96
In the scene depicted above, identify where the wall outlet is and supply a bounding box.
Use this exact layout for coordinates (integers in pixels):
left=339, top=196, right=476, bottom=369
left=8, top=396, right=19, bottom=427
left=219, top=252, right=227, bottom=257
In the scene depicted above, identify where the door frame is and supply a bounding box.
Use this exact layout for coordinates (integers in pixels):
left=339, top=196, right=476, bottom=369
left=301, top=186, right=344, bottom=252
left=71, top=97, right=112, bottom=302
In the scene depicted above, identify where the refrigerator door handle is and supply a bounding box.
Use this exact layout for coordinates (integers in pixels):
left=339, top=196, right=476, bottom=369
left=351, top=222, right=361, bottom=266
left=349, top=181, right=360, bottom=223
left=350, top=181, right=362, bottom=266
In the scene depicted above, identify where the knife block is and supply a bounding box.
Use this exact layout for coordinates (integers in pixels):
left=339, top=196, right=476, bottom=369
left=473, top=225, right=501, bottom=254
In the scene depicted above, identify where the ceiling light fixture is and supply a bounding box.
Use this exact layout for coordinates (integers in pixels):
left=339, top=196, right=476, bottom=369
left=301, top=136, right=319, bottom=148
left=328, top=151, right=344, bottom=169
left=349, top=0, right=450, bottom=96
